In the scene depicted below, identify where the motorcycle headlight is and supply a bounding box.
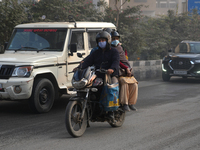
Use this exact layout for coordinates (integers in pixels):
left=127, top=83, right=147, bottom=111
left=72, top=78, right=88, bottom=89
left=12, top=66, right=33, bottom=77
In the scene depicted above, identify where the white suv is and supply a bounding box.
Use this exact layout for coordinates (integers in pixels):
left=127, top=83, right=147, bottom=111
left=0, top=21, right=116, bottom=113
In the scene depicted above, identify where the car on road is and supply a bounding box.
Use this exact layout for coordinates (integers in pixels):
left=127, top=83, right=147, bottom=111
left=162, top=40, right=200, bottom=81
left=0, top=21, right=116, bottom=113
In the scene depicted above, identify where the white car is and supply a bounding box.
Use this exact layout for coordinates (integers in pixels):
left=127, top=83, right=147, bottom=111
left=0, top=21, right=116, bottom=113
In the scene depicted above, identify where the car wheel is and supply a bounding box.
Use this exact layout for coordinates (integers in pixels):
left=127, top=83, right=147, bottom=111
left=29, top=78, right=55, bottom=113
left=162, top=72, right=171, bottom=81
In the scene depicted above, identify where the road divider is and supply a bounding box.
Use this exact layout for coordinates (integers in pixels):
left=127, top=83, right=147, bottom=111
left=129, top=60, right=162, bottom=81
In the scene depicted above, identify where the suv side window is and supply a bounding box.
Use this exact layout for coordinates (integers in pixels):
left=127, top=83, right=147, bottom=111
left=88, top=31, right=99, bottom=49
left=70, top=31, right=84, bottom=50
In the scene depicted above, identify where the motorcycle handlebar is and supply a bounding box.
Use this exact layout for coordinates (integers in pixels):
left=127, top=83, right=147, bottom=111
left=96, top=69, right=107, bottom=74
left=71, top=67, right=107, bottom=74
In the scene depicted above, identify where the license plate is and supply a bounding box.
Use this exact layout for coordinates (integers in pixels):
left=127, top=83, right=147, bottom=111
left=174, top=70, right=187, bottom=75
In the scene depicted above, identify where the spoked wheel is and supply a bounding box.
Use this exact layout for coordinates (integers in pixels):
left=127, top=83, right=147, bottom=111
left=65, top=101, right=87, bottom=137
left=109, top=110, right=125, bottom=127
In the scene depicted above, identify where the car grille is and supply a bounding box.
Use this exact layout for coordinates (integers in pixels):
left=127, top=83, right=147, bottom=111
left=0, top=65, right=15, bottom=79
left=170, top=58, right=192, bottom=70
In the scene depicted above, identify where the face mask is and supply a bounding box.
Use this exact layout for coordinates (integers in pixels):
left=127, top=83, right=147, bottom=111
left=111, top=40, right=120, bottom=46
left=98, top=41, right=107, bottom=49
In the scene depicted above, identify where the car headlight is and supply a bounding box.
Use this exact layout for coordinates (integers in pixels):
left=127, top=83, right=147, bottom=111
left=162, top=64, right=167, bottom=72
left=12, top=66, right=33, bottom=77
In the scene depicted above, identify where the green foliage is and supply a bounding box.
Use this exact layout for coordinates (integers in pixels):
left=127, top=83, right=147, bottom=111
left=138, top=9, right=200, bottom=60
left=117, top=5, right=143, bottom=55
left=0, top=0, right=28, bottom=45
left=0, top=0, right=104, bottom=45
left=2, top=0, right=200, bottom=60
left=29, top=0, right=103, bottom=22
left=102, top=2, right=143, bottom=58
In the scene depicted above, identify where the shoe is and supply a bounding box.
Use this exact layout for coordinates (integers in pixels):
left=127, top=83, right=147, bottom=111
left=123, top=104, right=130, bottom=111
left=129, top=105, right=137, bottom=111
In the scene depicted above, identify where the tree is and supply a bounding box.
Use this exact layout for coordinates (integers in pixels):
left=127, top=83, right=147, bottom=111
left=29, top=0, right=103, bottom=22
left=0, top=0, right=29, bottom=45
left=113, top=0, right=130, bottom=28
left=3, top=0, right=200, bottom=60
left=101, top=2, right=143, bottom=56
left=0, top=0, right=104, bottom=45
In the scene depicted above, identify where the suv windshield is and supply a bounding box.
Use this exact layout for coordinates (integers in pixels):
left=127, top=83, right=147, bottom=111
left=7, top=28, right=68, bottom=51
left=175, top=42, right=200, bottom=54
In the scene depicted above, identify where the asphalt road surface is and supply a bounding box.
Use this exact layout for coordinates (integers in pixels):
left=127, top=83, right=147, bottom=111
left=0, top=77, right=200, bottom=150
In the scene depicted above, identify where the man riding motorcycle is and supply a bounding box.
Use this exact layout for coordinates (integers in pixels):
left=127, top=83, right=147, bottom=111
left=75, top=31, right=119, bottom=83
left=74, top=31, right=120, bottom=118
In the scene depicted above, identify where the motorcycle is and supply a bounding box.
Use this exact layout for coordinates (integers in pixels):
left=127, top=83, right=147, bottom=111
left=65, top=66, right=125, bottom=137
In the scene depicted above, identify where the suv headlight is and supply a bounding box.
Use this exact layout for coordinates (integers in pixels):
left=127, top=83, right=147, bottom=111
left=12, top=66, right=33, bottom=77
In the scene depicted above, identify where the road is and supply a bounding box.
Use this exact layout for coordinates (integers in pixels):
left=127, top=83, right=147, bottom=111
left=0, top=77, right=200, bottom=150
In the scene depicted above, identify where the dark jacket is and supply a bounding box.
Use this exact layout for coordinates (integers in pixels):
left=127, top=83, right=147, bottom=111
left=112, top=45, right=131, bottom=69
left=81, top=47, right=120, bottom=79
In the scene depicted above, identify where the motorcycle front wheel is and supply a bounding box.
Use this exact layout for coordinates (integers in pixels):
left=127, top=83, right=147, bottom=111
left=65, top=101, right=87, bottom=137
left=109, top=110, right=125, bottom=127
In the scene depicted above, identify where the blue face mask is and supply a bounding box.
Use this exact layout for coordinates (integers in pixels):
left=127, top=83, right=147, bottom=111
left=111, top=40, right=120, bottom=46
left=98, top=41, right=107, bottom=49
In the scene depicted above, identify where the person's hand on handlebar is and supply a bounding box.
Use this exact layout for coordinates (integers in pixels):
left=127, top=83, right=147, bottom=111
left=72, top=61, right=84, bottom=72
left=107, top=69, right=114, bottom=75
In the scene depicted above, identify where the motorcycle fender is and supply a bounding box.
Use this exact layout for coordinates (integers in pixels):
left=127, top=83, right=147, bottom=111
left=69, top=96, right=85, bottom=101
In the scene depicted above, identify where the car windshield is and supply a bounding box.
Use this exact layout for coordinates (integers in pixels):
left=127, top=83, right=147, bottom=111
left=188, top=43, right=200, bottom=53
left=175, top=42, right=200, bottom=54
left=7, top=28, right=68, bottom=51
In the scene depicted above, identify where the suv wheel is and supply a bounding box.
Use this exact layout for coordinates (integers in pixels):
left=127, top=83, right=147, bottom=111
left=29, top=78, right=55, bottom=113
left=162, top=72, right=171, bottom=81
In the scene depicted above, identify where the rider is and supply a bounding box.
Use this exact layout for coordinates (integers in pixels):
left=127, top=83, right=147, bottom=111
left=111, top=30, right=138, bottom=111
left=90, top=28, right=113, bottom=55
left=78, top=31, right=119, bottom=81
left=74, top=31, right=120, bottom=119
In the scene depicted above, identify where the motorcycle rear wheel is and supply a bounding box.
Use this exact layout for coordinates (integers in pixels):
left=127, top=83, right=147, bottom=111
left=65, top=101, right=87, bottom=137
left=109, top=111, right=125, bottom=127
